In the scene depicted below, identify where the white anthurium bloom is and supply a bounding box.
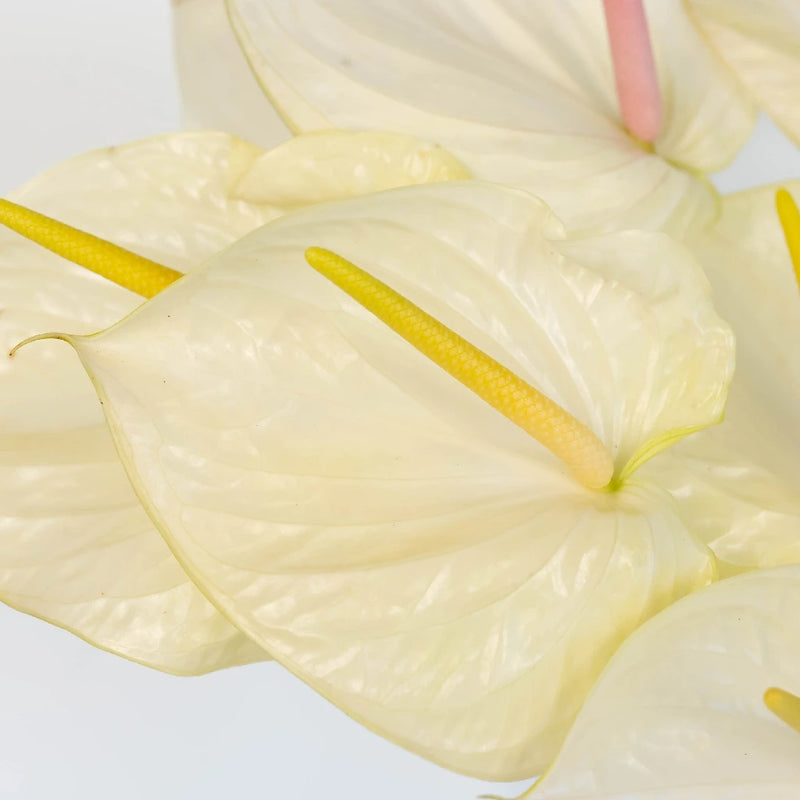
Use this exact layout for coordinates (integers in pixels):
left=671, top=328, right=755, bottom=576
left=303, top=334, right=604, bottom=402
left=525, top=565, right=800, bottom=799
left=687, top=0, right=800, bottom=146
left=641, top=182, right=800, bottom=571
left=20, top=180, right=738, bottom=779
left=0, top=128, right=466, bottom=675
left=173, top=0, right=761, bottom=237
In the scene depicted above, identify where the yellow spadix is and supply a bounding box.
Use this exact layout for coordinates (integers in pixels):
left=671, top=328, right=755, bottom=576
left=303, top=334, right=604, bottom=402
left=764, top=686, right=800, bottom=734
left=305, top=247, right=614, bottom=490
left=0, top=199, right=182, bottom=298
left=0, top=200, right=614, bottom=490
left=776, top=189, right=800, bottom=291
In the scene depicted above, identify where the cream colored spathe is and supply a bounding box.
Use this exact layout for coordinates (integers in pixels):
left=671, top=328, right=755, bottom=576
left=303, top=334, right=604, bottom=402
left=176, top=0, right=764, bottom=236
left=23, top=180, right=735, bottom=778
left=527, top=565, right=800, bottom=798
left=0, top=128, right=466, bottom=675
left=643, top=182, right=800, bottom=571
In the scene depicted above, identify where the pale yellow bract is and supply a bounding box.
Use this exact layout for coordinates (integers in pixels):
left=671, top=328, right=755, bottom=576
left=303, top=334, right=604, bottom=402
left=1, top=200, right=614, bottom=491
left=215, top=0, right=760, bottom=237
left=2, top=179, right=732, bottom=778
left=1, top=0, right=797, bottom=792
left=527, top=566, right=800, bottom=798
left=0, top=129, right=469, bottom=678
left=644, top=182, right=800, bottom=572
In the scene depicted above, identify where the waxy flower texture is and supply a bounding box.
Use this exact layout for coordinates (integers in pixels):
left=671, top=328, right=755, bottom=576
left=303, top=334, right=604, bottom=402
left=2, top=1, right=800, bottom=797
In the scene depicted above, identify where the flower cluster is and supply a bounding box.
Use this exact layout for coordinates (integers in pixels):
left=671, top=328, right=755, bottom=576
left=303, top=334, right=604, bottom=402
left=2, top=0, right=800, bottom=796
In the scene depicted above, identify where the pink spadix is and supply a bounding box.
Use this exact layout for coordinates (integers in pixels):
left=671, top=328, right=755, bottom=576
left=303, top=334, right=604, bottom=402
left=602, top=0, right=662, bottom=143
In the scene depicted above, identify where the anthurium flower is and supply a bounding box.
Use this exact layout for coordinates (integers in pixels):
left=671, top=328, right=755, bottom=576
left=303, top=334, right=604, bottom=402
left=175, top=0, right=763, bottom=236
left=0, top=128, right=466, bottom=674
left=642, top=182, right=800, bottom=571
left=526, top=565, right=800, bottom=799
left=14, top=179, right=736, bottom=779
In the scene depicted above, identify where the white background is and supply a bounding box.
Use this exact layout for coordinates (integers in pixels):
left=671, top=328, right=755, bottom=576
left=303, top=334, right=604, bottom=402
left=0, top=2, right=799, bottom=799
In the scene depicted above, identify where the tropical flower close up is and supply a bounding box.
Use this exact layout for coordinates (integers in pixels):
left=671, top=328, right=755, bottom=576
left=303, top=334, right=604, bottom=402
left=177, top=0, right=800, bottom=237
left=2, top=0, right=800, bottom=797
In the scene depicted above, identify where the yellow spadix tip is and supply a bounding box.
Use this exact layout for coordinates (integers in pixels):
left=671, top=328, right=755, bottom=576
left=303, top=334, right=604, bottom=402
left=0, top=198, right=183, bottom=298
left=304, top=246, right=614, bottom=490
left=764, top=686, right=800, bottom=734
left=776, top=188, right=800, bottom=291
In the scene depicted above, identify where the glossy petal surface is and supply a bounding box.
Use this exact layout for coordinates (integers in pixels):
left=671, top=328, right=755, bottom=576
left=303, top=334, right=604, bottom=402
left=3, top=126, right=462, bottom=675
left=229, top=130, right=469, bottom=206
left=226, top=0, right=755, bottom=235
left=530, top=566, right=800, bottom=799
left=0, top=132, right=278, bottom=673
left=688, top=0, right=800, bottom=145
left=65, top=183, right=729, bottom=777
left=644, top=181, right=800, bottom=569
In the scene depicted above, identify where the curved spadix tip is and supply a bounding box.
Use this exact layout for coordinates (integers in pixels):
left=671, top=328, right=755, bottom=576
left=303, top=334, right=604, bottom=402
left=764, top=686, right=800, bottom=734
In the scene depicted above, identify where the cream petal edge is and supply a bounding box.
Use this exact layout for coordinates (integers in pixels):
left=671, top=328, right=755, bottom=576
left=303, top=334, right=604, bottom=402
left=38, top=179, right=736, bottom=777
left=0, top=128, right=470, bottom=673
left=526, top=565, right=800, bottom=798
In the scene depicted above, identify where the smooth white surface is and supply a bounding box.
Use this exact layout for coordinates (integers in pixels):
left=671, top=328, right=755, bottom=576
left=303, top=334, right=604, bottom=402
left=0, top=3, right=528, bottom=799
left=0, top=2, right=799, bottom=799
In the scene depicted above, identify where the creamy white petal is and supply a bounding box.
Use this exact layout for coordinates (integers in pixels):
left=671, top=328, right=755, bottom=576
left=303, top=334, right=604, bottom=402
left=0, top=131, right=280, bottom=674
left=173, top=0, right=292, bottom=148
left=229, top=130, right=469, bottom=206
left=688, top=0, right=800, bottom=145
left=59, top=183, right=728, bottom=777
left=2, top=129, right=472, bottom=672
left=225, top=0, right=755, bottom=234
left=530, top=566, right=800, bottom=799
left=644, top=181, right=800, bottom=569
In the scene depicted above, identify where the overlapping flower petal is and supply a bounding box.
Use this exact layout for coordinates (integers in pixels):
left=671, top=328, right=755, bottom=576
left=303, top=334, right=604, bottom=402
left=0, top=131, right=275, bottom=674
left=644, top=181, right=800, bottom=570
left=529, top=565, right=800, bottom=799
left=51, top=182, right=734, bottom=777
left=7, top=2, right=799, bottom=791
left=229, top=129, right=469, bottom=205
left=0, top=128, right=465, bottom=674
left=210, top=0, right=757, bottom=235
